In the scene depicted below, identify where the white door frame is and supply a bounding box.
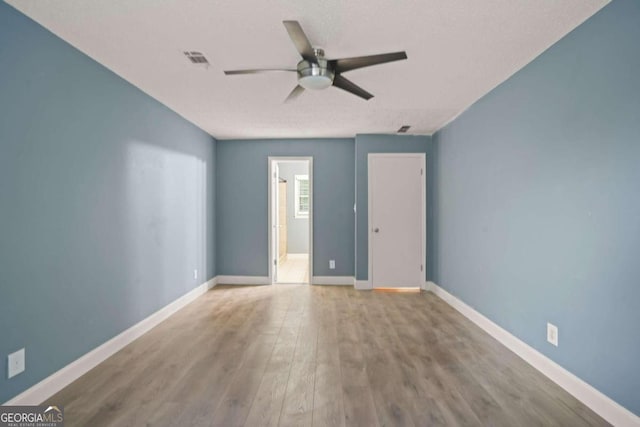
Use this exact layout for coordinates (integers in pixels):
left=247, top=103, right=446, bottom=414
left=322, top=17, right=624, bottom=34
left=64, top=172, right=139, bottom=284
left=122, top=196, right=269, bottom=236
left=367, top=153, right=426, bottom=288
left=268, top=156, right=313, bottom=284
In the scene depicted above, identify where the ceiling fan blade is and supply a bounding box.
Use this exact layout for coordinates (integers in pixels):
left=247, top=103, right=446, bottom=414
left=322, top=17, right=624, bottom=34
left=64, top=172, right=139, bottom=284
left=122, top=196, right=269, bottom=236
left=283, top=21, right=317, bottom=62
left=332, top=75, right=373, bottom=100
left=330, top=51, right=407, bottom=74
left=284, top=85, right=305, bottom=102
left=224, top=68, right=296, bottom=75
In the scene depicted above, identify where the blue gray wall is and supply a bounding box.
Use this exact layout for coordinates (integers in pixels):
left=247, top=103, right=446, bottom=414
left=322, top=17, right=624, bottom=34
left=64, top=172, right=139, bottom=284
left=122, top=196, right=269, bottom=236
left=432, top=0, right=640, bottom=416
left=278, top=162, right=310, bottom=254
left=354, top=134, right=434, bottom=281
left=216, top=139, right=355, bottom=277
left=0, top=2, right=216, bottom=404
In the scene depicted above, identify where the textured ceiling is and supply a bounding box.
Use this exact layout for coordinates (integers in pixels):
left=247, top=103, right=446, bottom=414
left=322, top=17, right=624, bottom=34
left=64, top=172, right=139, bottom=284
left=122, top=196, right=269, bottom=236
left=6, top=0, right=608, bottom=139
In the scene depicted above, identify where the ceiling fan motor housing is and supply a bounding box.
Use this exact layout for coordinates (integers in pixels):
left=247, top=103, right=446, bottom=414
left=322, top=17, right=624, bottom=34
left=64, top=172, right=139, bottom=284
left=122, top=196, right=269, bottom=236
left=297, top=49, right=335, bottom=90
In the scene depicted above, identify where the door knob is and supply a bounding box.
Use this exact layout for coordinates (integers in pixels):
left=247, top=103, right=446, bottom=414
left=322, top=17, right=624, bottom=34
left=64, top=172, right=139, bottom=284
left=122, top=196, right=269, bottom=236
left=373, top=228, right=379, bottom=233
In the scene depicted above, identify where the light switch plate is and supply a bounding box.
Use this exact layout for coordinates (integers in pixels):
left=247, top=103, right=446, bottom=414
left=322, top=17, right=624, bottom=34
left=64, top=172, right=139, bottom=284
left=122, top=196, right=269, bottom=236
left=8, top=348, right=25, bottom=379
left=329, top=260, right=335, bottom=269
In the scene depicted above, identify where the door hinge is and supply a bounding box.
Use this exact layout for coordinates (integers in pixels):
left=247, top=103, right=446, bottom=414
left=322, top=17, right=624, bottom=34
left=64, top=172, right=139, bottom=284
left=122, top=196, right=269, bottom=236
left=420, top=265, right=423, bottom=272
left=274, top=259, right=277, bottom=266
left=420, top=168, right=423, bottom=176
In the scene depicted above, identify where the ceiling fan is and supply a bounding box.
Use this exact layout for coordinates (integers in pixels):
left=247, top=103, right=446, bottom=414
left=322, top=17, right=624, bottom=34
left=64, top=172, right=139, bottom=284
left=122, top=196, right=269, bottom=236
left=224, top=21, right=408, bottom=102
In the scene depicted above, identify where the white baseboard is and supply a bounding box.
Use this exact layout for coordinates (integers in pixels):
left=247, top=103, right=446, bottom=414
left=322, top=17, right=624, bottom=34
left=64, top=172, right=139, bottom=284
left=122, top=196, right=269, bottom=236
left=216, top=275, right=270, bottom=285
left=429, top=282, right=639, bottom=427
left=312, top=276, right=354, bottom=286
left=354, top=280, right=372, bottom=290
left=3, top=278, right=215, bottom=406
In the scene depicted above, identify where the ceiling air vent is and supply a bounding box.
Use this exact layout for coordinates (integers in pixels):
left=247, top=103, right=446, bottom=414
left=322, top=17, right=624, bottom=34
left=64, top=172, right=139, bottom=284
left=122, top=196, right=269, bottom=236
left=184, top=51, right=209, bottom=67
left=397, top=125, right=411, bottom=133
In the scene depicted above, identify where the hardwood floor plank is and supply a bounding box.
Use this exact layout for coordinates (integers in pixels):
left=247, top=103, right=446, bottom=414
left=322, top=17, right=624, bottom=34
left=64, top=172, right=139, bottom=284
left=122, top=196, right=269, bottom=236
left=243, top=370, right=290, bottom=427
left=279, top=359, right=316, bottom=427
left=243, top=297, right=301, bottom=427
left=278, top=290, right=318, bottom=427
left=340, top=385, right=380, bottom=427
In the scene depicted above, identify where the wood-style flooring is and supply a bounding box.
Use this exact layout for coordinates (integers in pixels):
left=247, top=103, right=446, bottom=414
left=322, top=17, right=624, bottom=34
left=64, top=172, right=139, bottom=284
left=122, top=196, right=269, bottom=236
left=45, top=285, right=609, bottom=426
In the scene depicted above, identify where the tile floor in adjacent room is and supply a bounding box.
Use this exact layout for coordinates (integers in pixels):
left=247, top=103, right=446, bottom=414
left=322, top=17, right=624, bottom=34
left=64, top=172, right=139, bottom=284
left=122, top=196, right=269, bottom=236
left=277, top=253, right=309, bottom=284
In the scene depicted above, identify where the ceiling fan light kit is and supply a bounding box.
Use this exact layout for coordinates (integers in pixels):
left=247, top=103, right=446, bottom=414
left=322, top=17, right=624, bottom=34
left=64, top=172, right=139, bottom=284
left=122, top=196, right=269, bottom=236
left=297, top=49, right=334, bottom=90
left=224, top=20, right=407, bottom=102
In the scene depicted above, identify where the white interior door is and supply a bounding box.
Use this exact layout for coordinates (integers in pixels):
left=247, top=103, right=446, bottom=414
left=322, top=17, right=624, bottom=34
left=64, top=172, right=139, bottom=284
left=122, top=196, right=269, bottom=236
left=369, top=154, right=425, bottom=288
left=272, top=163, right=280, bottom=282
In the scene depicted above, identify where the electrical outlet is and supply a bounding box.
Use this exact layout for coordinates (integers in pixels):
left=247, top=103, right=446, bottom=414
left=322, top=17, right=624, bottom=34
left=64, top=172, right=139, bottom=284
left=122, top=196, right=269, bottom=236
left=329, top=260, right=335, bottom=269
left=547, top=323, right=558, bottom=347
left=194, top=269, right=198, bottom=280
left=8, top=348, right=25, bottom=379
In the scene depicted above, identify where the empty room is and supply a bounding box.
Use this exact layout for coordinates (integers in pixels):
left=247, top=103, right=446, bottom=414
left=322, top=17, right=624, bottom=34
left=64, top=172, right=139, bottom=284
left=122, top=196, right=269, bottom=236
left=1, top=0, right=638, bottom=426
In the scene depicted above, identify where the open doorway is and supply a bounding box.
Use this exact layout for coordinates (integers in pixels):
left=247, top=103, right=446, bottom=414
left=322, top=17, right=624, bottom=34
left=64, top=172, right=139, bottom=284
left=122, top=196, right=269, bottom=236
left=269, top=157, right=313, bottom=284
